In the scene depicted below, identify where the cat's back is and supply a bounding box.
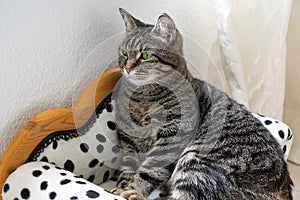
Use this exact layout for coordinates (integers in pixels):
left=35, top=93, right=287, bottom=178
left=191, top=79, right=292, bottom=198
left=195, top=79, right=285, bottom=166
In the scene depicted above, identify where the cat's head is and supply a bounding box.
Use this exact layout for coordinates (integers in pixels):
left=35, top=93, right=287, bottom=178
left=118, top=8, right=186, bottom=85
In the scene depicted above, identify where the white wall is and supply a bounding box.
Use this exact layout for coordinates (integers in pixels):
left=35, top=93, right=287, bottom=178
left=1, top=0, right=296, bottom=159
left=0, top=0, right=221, bottom=156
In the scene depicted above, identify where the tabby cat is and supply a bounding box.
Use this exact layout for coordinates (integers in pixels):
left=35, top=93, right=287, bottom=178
left=111, top=8, right=293, bottom=200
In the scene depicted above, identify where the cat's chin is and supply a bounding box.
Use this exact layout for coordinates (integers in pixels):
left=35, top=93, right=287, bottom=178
left=125, top=74, right=156, bottom=86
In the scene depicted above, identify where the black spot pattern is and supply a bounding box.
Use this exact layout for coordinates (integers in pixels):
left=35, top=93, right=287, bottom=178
left=96, top=134, right=106, bottom=143
left=264, top=120, right=272, bottom=125
left=112, top=145, right=120, bottom=153
left=49, top=191, right=57, bottom=199
left=52, top=140, right=58, bottom=150
left=106, top=103, right=113, bottom=112
left=86, top=190, right=100, bottom=198
left=80, top=143, right=89, bottom=153
left=60, top=179, right=71, bottom=185
left=76, top=181, right=87, bottom=185
left=42, top=165, right=50, bottom=170
left=107, top=121, right=117, bottom=130
left=16, top=97, right=139, bottom=198
left=40, top=156, right=49, bottom=162
left=288, top=129, right=293, bottom=140
left=111, top=157, right=117, bottom=163
left=70, top=197, right=78, bottom=200
left=14, top=198, right=19, bottom=200
left=3, top=183, right=9, bottom=193
left=87, top=175, right=95, bottom=182
left=32, top=170, right=42, bottom=177
left=64, top=160, right=75, bottom=172
left=20, top=188, right=30, bottom=199
left=103, top=170, right=110, bottom=182
left=113, top=170, right=120, bottom=176
left=97, top=144, right=104, bottom=153
left=110, top=176, right=118, bottom=182
left=283, top=145, right=287, bottom=154
left=278, top=130, right=285, bottom=139
left=40, top=181, right=48, bottom=190
left=89, top=159, right=99, bottom=168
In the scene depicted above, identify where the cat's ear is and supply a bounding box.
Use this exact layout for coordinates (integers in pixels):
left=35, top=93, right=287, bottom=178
left=152, top=13, right=177, bottom=42
left=119, top=8, right=145, bottom=33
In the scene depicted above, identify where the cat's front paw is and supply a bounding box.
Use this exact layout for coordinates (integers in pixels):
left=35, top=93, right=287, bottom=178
left=111, top=187, right=124, bottom=195
left=111, top=187, right=146, bottom=200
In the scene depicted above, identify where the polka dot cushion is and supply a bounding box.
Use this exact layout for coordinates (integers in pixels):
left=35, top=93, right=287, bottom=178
left=2, top=162, right=125, bottom=200
left=1, top=112, right=293, bottom=200
left=26, top=95, right=122, bottom=186
left=252, top=113, right=293, bottom=160
left=2, top=161, right=166, bottom=200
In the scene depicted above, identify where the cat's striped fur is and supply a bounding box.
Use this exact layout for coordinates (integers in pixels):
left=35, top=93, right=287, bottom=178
left=111, top=8, right=293, bottom=200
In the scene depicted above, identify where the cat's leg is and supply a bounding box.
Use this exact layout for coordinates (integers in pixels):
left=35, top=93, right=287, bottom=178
left=122, top=137, right=188, bottom=200
left=113, top=130, right=192, bottom=199
left=111, top=147, right=148, bottom=200
left=126, top=150, right=175, bottom=197
left=112, top=153, right=146, bottom=200
left=111, top=138, right=141, bottom=196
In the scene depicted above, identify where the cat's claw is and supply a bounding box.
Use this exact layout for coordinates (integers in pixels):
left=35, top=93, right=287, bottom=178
left=110, top=187, right=124, bottom=195
left=111, top=188, right=146, bottom=200
left=120, top=189, right=146, bottom=200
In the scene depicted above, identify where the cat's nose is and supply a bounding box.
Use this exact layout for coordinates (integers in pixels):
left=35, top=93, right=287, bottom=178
left=125, top=60, right=136, bottom=74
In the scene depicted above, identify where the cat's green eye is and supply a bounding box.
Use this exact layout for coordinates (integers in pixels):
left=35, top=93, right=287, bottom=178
left=142, top=52, right=152, bottom=60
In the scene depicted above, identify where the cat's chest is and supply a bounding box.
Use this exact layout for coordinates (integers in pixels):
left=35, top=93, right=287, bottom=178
left=114, top=82, right=186, bottom=141
left=132, top=136, right=157, bottom=153
left=129, top=100, right=166, bottom=126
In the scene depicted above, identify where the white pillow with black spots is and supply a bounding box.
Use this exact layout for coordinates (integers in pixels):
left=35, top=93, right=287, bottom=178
left=252, top=113, right=293, bottom=160
left=1, top=161, right=169, bottom=200
left=2, top=162, right=125, bottom=200
left=31, top=97, right=121, bottom=186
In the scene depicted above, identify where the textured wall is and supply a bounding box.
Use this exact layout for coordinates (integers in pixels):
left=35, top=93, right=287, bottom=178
left=1, top=0, right=296, bottom=160
left=0, top=0, right=220, bottom=156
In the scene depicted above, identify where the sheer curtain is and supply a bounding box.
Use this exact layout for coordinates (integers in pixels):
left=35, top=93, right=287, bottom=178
left=284, top=0, right=300, bottom=164
left=212, top=0, right=293, bottom=119
left=211, top=0, right=299, bottom=163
